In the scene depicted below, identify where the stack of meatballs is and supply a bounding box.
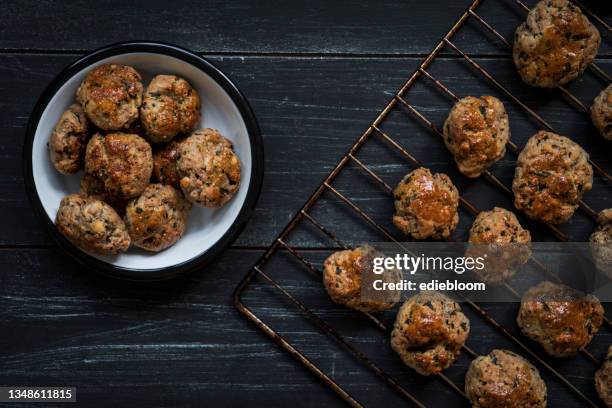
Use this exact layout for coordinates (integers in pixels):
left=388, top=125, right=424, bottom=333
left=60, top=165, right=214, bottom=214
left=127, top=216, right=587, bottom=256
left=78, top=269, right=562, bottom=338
left=50, top=64, right=241, bottom=255
left=320, top=1, right=612, bottom=406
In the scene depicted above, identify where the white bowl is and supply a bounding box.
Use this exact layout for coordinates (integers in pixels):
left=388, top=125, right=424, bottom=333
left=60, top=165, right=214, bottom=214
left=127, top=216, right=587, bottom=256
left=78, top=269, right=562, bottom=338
left=24, top=42, right=263, bottom=280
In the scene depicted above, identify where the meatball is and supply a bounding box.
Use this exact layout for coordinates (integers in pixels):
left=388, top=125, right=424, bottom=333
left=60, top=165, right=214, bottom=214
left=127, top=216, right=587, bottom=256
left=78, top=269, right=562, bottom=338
left=55, top=194, right=130, bottom=255
left=393, top=167, right=459, bottom=240
left=48, top=104, right=90, bottom=175
left=595, top=345, right=612, bottom=407
left=76, top=64, right=143, bottom=130
left=177, top=128, right=241, bottom=207
left=323, top=245, right=399, bottom=312
left=466, top=207, right=531, bottom=285
left=140, top=75, right=200, bottom=143
left=465, top=349, right=547, bottom=408
left=590, top=209, right=612, bottom=279
left=390, top=291, right=469, bottom=375
left=124, top=184, right=191, bottom=252
left=442, top=96, right=509, bottom=178
left=517, top=281, right=603, bottom=357
left=592, top=85, right=612, bottom=140
left=152, top=140, right=182, bottom=188
left=85, top=133, right=153, bottom=200
left=512, top=131, right=592, bottom=224
left=513, top=0, right=600, bottom=88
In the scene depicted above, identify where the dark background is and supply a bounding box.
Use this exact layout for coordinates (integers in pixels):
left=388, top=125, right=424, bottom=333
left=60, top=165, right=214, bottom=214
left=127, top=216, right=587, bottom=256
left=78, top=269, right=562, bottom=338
left=1, top=0, right=611, bottom=407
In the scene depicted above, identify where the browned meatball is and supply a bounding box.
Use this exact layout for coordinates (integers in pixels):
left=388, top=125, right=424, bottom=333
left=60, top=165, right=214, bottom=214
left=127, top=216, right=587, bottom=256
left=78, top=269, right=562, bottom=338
left=467, top=207, right=531, bottom=285
left=55, top=194, right=130, bottom=255
left=595, top=345, right=612, bottom=407
left=322, top=245, right=399, bottom=312
left=512, top=131, right=592, bottom=224
left=76, top=64, right=143, bottom=130
left=393, top=167, right=459, bottom=240
left=517, top=281, right=604, bottom=357
left=152, top=140, right=181, bottom=188
left=513, top=0, right=600, bottom=88
left=390, top=291, right=469, bottom=375
left=124, top=184, right=191, bottom=252
left=85, top=133, right=153, bottom=200
left=592, top=85, right=612, bottom=140
left=443, top=96, right=509, bottom=178
left=177, top=129, right=241, bottom=207
left=48, top=104, right=90, bottom=174
left=140, top=75, right=200, bottom=143
left=465, top=349, right=547, bottom=408
left=590, top=209, right=612, bottom=279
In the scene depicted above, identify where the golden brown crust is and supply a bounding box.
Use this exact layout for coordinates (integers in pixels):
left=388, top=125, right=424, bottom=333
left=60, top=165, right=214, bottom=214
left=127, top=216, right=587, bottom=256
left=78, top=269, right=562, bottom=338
left=140, top=75, right=201, bottom=143
left=513, top=0, right=600, bottom=88
left=76, top=64, right=143, bottom=130
left=390, top=291, right=469, bottom=375
left=152, top=140, right=182, bottom=188
left=48, top=104, right=90, bottom=174
left=595, top=345, right=612, bottom=407
left=443, top=96, right=509, bottom=178
left=393, top=167, right=459, bottom=240
left=84, top=133, right=153, bottom=200
left=512, top=131, right=592, bottom=224
left=592, top=85, right=612, bottom=140
left=465, top=349, right=547, bottom=408
left=517, top=281, right=603, bottom=357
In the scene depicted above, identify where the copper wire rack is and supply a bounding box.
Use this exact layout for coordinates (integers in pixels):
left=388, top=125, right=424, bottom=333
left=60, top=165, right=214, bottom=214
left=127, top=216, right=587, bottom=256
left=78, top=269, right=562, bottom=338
left=234, top=0, right=612, bottom=406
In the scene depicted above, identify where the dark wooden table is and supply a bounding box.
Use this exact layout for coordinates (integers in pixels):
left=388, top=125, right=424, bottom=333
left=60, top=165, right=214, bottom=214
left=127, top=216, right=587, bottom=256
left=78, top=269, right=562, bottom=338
left=1, top=1, right=611, bottom=406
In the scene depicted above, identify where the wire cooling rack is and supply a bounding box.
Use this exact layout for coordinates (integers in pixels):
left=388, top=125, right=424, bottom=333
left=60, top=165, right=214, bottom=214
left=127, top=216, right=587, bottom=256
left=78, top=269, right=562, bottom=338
left=234, top=0, right=612, bottom=406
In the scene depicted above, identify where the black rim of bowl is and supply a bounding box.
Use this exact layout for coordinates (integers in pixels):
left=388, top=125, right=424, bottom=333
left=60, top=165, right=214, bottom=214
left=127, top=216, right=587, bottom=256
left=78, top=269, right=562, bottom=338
left=23, top=41, right=264, bottom=281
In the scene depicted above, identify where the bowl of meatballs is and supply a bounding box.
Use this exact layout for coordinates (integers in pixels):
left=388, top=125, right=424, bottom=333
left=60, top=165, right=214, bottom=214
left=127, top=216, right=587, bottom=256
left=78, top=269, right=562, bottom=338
left=24, top=42, right=263, bottom=279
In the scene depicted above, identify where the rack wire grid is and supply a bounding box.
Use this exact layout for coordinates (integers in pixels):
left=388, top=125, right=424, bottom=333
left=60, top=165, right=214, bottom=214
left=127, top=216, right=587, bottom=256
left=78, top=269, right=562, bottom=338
left=234, top=0, right=612, bottom=406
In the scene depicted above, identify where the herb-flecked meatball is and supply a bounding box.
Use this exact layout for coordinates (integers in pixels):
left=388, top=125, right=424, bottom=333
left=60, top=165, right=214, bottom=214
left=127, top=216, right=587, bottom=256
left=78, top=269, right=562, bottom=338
left=153, top=140, right=182, bottom=188
left=390, top=291, right=469, bottom=375
left=513, top=0, right=600, bottom=88
left=76, top=64, right=143, bottom=130
left=55, top=194, right=130, bottom=255
left=592, top=85, right=612, bottom=140
left=48, top=104, right=90, bottom=174
left=465, top=349, right=547, bottom=408
left=443, top=96, right=509, bottom=178
left=177, top=128, right=241, bottom=207
left=323, top=245, right=400, bottom=313
left=85, top=133, right=153, bottom=200
left=512, top=131, right=592, bottom=224
left=590, top=209, right=612, bottom=279
left=517, top=281, right=604, bottom=357
left=124, top=184, right=191, bottom=252
left=595, top=345, right=612, bottom=407
left=393, top=167, right=459, bottom=240
left=467, top=207, right=531, bottom=285
left=140, top=75, right=200, bottom=143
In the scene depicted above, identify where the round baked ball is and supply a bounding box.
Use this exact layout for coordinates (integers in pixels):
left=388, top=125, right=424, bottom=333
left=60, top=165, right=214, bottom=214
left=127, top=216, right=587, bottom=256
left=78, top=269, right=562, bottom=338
left=55, top=194, right=130, bottom=255
left=512, top=131, right=592, bottom=224
left=85, top=133, right=153, bottom=200
left=592, top=85, right=612, bottom=140
left=140, top=75, right=200, bottom=143
left=323, top=245, right=400, bottom=313
left=152, top=140, right=181, bottom=188
left=393, top=167, right=459, bottom=240
left=124, top=184, right=191, bottom=252
left=513, top=0, right=600, bottom=88
left=48, top=104, right=90, bottom=174
left=467, top=207, right=531, bottom=285
left=390, top=291, right=469, bottom=375
left=177, top=129, right=241, bottom=207
left=465, top=349, right=547, bottom=408
left=595, top=345, right=612, bottom=407
left=517, top=281, right=603, bottom=357
left=590, top=209, right=612, bottom=279
left=76, top=64, right=143, bottom=130
left=442, top=96, right=509, bottom=178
